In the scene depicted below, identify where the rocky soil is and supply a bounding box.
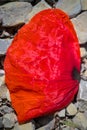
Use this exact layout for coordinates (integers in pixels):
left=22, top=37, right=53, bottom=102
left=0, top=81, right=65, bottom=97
left=0, top=0, right=87, bottom=130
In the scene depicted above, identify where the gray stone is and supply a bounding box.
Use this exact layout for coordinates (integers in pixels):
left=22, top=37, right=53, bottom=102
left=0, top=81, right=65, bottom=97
left=0, top=75, right=5, bottom=86
left=66, top=103, right=77, bottom=116
left=81, top=0, right=87, bottom=10
left=12, top=123, right=20, bottom=130
left=81, top=64, right=86, bottom=74
left=13, top=122, right=35, bottom=130
left=0, top=105, right=13, bottom=114
left=61, top=126, right=74, bottom=130
left=80, top=48, right=87, bottom=58
left=83, top=58, right=87, bottom=63
left=0, top=98, right=2, bottom=102
left=56, top=0, right=81, bottom=18
left=45, top=119, right=55, bottom=130
left=36, top=127, right=46, bottom=130
left=6, top=89, right=11, bottom=102
left=37, top=126, right=49, bottom=130
left=0, top=2, right=32, bottom=27
left=77, top=80, right=87, bottom=101
left=3, top=113, right=16, bottom=128
left=26, top=0, right=51, bottom=23
left=0, top=39, right=13, bottom=54
left=84, top=111, right=87, bottom=119
left=73, top=112, right=87, bottom=130
left=83, top=58, right=87, bottom=69
left=75, top=128, right=79, bottom=130
left=57, top=109, right=65, bottom=118
left=0, top=84, right=8, bottom=98
left=81, top=58, right=87, bottom=77
left=0, top=69, right=5, bottom=76
left=0, top=117, right=3, bottom=128
left=3, top=118, right=14, bottom=128
left=82, top=70, right=87, bottom=80
left=10, top=113, right=18, bottom=123
left=71, top=11, right=87, bottom=44
left=77, top=100, right=87, bottom=112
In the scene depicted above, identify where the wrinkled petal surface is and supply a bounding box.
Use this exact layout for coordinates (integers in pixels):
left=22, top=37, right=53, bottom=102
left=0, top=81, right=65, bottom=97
left=4, top=9, right=80, bottom=123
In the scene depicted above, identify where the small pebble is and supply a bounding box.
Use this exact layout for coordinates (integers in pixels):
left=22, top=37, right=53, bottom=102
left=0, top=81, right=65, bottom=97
left=17, top=122, right=35, bottom=130
left=66, top=103, right=77, bottom=116
left=0, top=69, right=5, bottom=76
left=80, top=48, right=87, bottom=58
left=73, top=112, right=87, bottom=130
left=59, top=109, right=65, bottom=118
left=3, top=113, right=16, bottom=128
left=0, top=105, right=13, bottom=114
left=6, top=89, right=11, bottom=102
left=0, top=75, right=5, bottom=86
